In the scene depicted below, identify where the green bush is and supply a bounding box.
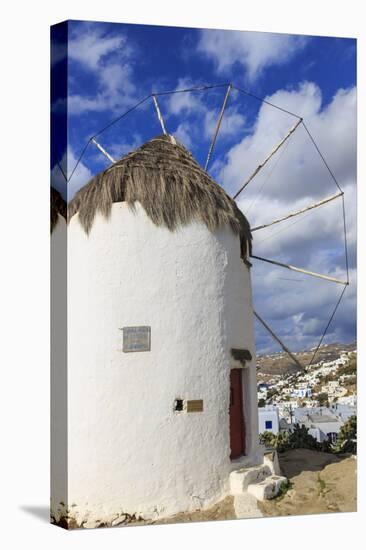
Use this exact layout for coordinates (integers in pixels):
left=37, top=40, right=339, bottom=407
left=332, top=415, right=357, bottom=453
left=266, top=388, right=278, bottom=401
left=259, top=412, right=357, bottom=456
left=317, top=392, right=329, bottom=406
left=259, top=430, right=290, bottom=453
left=259, top=424, right=331, bottom=453
left=288, top=424, right=321, bottom=450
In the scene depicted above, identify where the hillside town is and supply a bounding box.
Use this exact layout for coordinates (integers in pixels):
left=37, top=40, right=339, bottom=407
left=257, top=344, right=357, bottom=445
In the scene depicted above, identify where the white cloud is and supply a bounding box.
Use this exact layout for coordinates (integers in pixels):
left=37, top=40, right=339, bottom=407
left=168, top=78, right=204, bottom=116
left=67, top=148, right=93, bottom=199
left=68, top=28, right=126, bottom=70
left=51, top=148, right=93, bottom=200
left=215, top=82, right=357, bottom=352
left=107, top=134, right=143, bottom=161
left=50, top=162, right=67, bottom=198
left=51, top=40, right=66, bottom=66
left=98, top=62, right=135, bottom=101
left=222, top=83, right=356, bottom=204
left=197, top=30, right=308, bottom=82
left=204, top=106, right=246, bottom=139
left=67, top=26, right=136, bottom=115
left=175, top=122, right=193, bottom=149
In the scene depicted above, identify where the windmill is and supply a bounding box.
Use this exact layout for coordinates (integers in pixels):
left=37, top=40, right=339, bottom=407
left=51, top=81, right=353, bottom=526
left=61, top=81, right=349, bottom=371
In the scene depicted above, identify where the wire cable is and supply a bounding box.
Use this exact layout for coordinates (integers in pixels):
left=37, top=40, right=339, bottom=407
left=233, top=86, right=302, bottom=120
left=245, top=135, right=292, bottom=215
left=93, top=94, right=152, bottom=138
left=301, top=121, right=343, bottom=193
left=56, top=161, right=67, bottom=183
left=153, top=83, right=230, bottom=97
left=341, top=193, right=350, bottom=283
left=307, top=285, right=347, bottom=367
left=67, top=138, right=92, bottom=184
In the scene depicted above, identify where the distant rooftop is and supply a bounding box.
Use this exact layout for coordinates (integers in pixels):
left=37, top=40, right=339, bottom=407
left=308, top=414, right=338, bottom=423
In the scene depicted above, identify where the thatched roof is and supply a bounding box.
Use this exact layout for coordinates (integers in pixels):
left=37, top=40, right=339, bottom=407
left=68, top=135, right=252, bottom=262
left=51, top=187, right=67, bottom=233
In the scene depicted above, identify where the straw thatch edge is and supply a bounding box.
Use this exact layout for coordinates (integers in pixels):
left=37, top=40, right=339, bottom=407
left=51, top=187, right=67, bottom=233
left=68, top=136, right=252, bottom=264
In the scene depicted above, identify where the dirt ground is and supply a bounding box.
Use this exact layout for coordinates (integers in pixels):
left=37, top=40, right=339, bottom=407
left=113, top=449, right=356, bottom=528
left=258, top=449, right=357, bottom=517
left=154, top=496, right=236, bottom=525
left=154, top=449, right=356, bottom=525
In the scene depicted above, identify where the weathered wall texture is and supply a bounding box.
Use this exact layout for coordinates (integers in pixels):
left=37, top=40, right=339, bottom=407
left=58, top=202, right=259, bottom=525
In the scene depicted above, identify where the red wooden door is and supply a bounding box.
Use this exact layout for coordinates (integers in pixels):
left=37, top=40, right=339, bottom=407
left=229, top=369, right=246, bottom=459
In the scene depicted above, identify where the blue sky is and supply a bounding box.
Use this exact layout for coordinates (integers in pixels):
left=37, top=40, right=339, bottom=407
left=51, top=20, right=357, bottom=355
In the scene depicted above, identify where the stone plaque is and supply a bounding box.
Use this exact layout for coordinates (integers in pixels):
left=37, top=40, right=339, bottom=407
left=122, top=326, right=151, bottom=352
left=186, top=400, right=204, bottom=413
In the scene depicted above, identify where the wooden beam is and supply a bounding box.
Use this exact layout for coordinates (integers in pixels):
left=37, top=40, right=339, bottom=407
left=233, top=118, right=302, bottom=200
left=91, top=138, right=115, bottom=164
left=254, top=311, right=303, bottom=369
left=152, top=95, right=167, bottom=135
left=251, top=192, right=344, bottom=232
left=204, top=83, right=232, bottom=171
left=251, top=255, right=349, bottom=286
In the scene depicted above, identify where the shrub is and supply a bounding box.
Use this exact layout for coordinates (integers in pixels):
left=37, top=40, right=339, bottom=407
left=259, top=424, right=330, bottom=453
left=317, top=392, right=329, bottom=406
left=332, top=415, right=357, bottom=453
left=259, top=430, right=290, bottom=453
left=288, top=424, right=321, bottom=451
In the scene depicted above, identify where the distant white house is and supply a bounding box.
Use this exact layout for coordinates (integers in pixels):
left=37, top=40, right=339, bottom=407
left=336, top=394, right=357, bottom=407
left=258, top=406, right=280, bottom=435
left=329, top=403, right=356, bottom=422
left=321, top=381, right=347, bottom=400
left=277, top=400, right=300, bottom=421
left=294, top=407, right=345, bottom=443
left=291, top=387, right=312, bottom=398
left=306, top=414, right=343, bottom=443
left=279, top=418, right=292, bottom=434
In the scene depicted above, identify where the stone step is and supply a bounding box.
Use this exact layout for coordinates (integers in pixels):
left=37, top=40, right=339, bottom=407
left=233, top=493, right=263, bottom=519
left=247, top=475, right=287, bottom=501
left=230, top=464, right=272, bottom=494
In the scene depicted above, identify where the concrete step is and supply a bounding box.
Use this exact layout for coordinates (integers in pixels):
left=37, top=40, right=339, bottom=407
left=247, top=475, right=287, bottom=501
left=233, top=493, right=263, bottom=519
left=230, top=464, right=272, bottom=494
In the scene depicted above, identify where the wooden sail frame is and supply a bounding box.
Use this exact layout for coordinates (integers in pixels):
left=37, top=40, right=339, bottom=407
left=251, top=192, right=344, bottom=232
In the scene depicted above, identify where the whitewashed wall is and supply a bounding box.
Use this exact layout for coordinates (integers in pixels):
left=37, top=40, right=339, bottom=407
left=64, top=202, right=259, bottom=524
left=258, top=407, right=280, bottom=435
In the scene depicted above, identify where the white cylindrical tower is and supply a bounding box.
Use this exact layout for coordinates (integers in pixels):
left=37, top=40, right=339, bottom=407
left=58, top=135, right=260, bottom=526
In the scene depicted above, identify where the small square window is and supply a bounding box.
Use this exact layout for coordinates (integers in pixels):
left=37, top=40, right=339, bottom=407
left=174, top=399, right=184, bottom=412
left=265, top=420, right=273, bottom=430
